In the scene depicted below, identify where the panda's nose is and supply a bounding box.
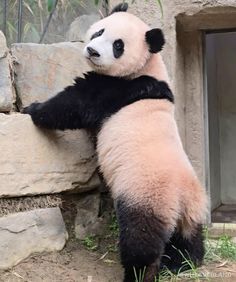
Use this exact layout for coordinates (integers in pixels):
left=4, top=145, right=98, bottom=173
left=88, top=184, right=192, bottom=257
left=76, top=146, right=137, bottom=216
left=87, top=47, right=100, bottom=57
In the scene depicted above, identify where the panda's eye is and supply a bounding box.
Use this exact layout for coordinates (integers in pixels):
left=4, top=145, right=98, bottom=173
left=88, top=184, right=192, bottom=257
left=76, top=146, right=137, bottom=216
left=113, top=39, right=124, bottom=58
left=90, top=28, right=105, bottom=40
left=113, top=39, right=124, bottom=50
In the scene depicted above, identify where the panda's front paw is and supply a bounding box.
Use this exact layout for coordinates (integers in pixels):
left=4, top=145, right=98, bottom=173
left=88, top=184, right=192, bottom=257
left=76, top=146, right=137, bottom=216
left=22, top=102, right=41, bottom=115
left=21, top=102, right=47, bottom=127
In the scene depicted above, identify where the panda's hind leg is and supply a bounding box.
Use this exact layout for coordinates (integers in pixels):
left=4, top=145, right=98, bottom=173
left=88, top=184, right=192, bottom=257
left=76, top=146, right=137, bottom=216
left=116, top=197, right=171, bottom=282
left=161, top=224, right=205, bottom=273
left=124, top=259, right=160, bottom=282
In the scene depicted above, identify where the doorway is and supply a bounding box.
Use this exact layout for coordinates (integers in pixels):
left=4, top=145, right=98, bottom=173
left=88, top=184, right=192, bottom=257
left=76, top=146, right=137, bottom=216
left=205, top=31, right=236, bottom=222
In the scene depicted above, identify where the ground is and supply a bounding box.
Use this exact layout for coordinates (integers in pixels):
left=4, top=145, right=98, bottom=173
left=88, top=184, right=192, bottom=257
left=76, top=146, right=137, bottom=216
left=1, top=206, right=236, bottom=282
left=1, top=241, right=236, bottom=282
left=0, top=242, right=123, bottom=282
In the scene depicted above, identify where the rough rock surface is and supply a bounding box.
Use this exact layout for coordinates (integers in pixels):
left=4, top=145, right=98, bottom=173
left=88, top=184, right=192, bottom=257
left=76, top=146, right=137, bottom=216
left=67, top=14, right=100, bottom=42
left=0, top=113, right=100, bottom=197
left=11, top=42, right=90, bottom=108
left=0, top=207, right=68, bottom=270
left=75, top=192, right=103, bottom=240
left=0, top=31, right=13, bottom=112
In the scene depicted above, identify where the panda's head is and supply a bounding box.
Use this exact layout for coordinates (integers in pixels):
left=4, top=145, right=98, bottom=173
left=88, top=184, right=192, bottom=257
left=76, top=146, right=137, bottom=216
left=83, top=3, right=165, bottom=78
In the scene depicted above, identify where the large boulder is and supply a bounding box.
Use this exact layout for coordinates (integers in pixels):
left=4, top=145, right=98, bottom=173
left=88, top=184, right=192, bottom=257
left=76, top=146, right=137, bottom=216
left=0, top=31, right=13, bottom=112
left=0, top=207, right=68, bottom=270
left=11, top=41, right=90, bottom=109
left=0, top=113, right=99, bottom=197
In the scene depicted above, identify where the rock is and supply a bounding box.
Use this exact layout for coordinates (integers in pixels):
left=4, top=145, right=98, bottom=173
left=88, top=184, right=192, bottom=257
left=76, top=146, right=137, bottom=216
left=0, top=207, right=68, bottom=270
left=67, top=14, right=100, bottom=42
left=75, top=192, right=104, bottom=239
left=0, top=113, right=100, bottom=197
left=0, top=31, right=13, bottom=112
left=11, top=42, right=91, bottom=108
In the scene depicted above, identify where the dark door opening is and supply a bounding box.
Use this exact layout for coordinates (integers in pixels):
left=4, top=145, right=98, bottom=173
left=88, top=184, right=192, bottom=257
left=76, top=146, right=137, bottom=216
left=205, top=31, right=236, bottom=223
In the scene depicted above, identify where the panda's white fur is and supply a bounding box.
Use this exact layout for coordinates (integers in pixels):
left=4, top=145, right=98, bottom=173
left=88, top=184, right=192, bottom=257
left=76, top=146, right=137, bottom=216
left=84, top=11, right=169, bottom=83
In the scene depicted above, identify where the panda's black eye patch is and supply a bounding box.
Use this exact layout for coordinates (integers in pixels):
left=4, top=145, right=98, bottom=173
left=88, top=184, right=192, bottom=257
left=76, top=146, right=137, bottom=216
left=90, top=28, right=105, bottom=40
left=113, top=39, right=124, bottom=58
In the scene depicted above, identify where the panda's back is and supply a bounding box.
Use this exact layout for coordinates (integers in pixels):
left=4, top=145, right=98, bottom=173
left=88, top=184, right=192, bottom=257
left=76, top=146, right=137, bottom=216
left=97, top=99, right=207, bottom=226
left=97, top=99, right=192, bottom=188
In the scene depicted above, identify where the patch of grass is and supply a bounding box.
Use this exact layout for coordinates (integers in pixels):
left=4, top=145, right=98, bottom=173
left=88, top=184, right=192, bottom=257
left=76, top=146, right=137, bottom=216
left=204, top=226, right=236, bottom=262
left=100, top=213, right=119, bottom=253
left=204, top=239, right=219, bottom=263
left=203, top=226, right=221, bottom=263
left=82, top=235, right=98, bottom=251
left=173, top=247, right=201, bottom=281
left=109, top=213, right=119, bottom=237
left=107, top=243, right=118, bottom=253
left=158, top=268, right=179, bottom=282
left=133, top=266, right=146, bottom=282
left=158, top=245, right=206, bottom=282
left=216, top=235, right=236, bottom=260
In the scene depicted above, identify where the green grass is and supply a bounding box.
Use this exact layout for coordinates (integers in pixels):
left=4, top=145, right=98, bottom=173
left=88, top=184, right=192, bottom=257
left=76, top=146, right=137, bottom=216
left=204, top=226, right=236, bottom=262
left=216, top=235, right=236, bottom=260
left=82, top=235, right=98, bottom=251
left=133, top=266, right=146, bottom=282
left=108, top=213, right=119, bottom=237
left=159, top=246, right=202, bottom=282
left=206, top=235, right=236, bottom=261
left=81, top=213, right=119, bottom=254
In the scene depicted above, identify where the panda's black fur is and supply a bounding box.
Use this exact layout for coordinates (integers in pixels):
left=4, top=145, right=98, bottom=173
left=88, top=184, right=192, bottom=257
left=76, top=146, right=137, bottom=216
left=23, top=72, right=173, bottom=130
left=116, top=199, right=204, bottom=281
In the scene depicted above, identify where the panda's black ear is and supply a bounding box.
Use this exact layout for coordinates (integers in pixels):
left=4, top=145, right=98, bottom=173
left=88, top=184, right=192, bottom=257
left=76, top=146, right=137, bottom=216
left=145, top=28, right=165, bottom=53
left=110, top=3, right=128, bottom=15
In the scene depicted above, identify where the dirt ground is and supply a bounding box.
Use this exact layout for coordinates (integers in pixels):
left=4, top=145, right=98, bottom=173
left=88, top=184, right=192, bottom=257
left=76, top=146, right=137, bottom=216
left=198, top=262, right=236, bottom=282
left=0, top=242, right=123, bottom=282
left=1, top=242, right=236, bottom=282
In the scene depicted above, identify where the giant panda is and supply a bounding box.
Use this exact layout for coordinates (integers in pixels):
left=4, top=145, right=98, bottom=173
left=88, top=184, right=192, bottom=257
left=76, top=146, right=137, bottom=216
left=23, top=3, right=208, bottom=282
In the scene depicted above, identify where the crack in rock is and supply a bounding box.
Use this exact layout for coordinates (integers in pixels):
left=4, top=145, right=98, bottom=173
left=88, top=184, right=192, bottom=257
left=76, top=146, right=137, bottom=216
left=0, top=223, right=37, bottom=234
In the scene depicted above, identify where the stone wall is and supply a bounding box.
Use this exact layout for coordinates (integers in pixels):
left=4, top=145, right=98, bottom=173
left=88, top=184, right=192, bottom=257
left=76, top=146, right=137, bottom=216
left=0, top=31, right=14, bottom=112
left=0, top=31, right=103, bottom=269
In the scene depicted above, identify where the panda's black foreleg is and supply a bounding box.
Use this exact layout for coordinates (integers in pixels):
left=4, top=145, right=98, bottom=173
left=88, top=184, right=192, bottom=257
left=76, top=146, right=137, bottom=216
left=115, top=197, right=170, bottom=282
left=161, top=224, right=205, bottom=273
left=22, top=87, right=86, bottom=130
